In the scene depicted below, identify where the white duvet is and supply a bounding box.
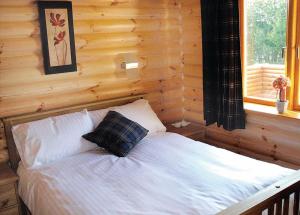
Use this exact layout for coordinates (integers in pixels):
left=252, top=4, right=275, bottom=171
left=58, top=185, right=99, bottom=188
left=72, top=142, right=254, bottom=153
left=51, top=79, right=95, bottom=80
left=18, top=132, right=294, bottom=215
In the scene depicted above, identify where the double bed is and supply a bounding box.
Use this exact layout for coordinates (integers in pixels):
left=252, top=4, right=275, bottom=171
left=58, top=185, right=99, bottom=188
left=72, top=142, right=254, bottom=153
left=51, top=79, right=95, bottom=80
left=2, top=95, right=300, bottom=215
left=17, top=132, right=293, bottom=215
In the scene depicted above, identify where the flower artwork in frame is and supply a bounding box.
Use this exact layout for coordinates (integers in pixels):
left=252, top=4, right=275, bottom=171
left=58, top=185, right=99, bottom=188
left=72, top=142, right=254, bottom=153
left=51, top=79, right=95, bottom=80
left=38, top=1, right=77, bottom=74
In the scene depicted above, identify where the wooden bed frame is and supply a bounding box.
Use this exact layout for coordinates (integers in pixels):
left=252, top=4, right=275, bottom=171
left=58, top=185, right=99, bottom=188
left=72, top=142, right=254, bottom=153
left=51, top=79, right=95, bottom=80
left=2, top=95, right=145, bottom=171
left=218, top=170, right=300, bottom=215
left=1, top=94, right=300, bottom=215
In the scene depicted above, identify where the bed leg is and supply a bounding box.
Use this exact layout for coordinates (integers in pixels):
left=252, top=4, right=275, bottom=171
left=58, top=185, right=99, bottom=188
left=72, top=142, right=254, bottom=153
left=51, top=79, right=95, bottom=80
left=283, top=196, right=289, bottom=215
left=276, top=200, right=283, bottom=215
left=293, top=192, right=299, bottom=215
left=268, top=204, right=274, bottom=215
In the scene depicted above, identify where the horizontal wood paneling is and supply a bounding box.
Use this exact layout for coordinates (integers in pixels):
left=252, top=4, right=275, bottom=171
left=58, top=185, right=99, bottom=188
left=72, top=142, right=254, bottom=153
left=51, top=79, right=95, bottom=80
left=0, top=121, right=8, bottom=164
left=181, top=0, right=203, bottom=125
left=246, top=64, right=285, bottom=98
left=182, top=1, right=300, bottom=167
left=0, top=0, right=185, bottom=163
left=2, top=0, right=298, bottom=168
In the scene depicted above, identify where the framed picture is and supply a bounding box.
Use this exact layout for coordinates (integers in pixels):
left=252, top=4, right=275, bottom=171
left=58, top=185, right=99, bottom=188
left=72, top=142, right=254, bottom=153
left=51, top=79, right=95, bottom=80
left=38, top=1, right=77, bottom=75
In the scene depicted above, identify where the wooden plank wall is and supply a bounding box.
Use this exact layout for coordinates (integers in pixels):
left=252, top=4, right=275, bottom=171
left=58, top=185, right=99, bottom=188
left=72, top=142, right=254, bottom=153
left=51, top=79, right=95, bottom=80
left=181, top=0, right=203, bottom=124
left=0, top=121, right=7, bottom=164
left=1, top=0, right=299, bottom=167
left=182, top=1, right=300, bottom=167
left=247, top=64, right=285, bottom=98
left=0, top=0, right=184, bottom=120
left=0, top=0, right=191, bottom=163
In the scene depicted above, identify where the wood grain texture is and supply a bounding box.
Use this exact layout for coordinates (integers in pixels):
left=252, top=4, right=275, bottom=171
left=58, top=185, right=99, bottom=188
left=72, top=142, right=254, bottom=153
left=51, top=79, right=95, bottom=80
left=182, top=1, right=300, bottom=167
left=246, top=65, right=285, bottom=99
left=218, top=170, right=300, bottom=215
left=166, top=123, right=205, bottom=141
left=1, top=0, right=300, bottom=168
left=0, top=164, right=18, bottom=186
left=0, top=122, right=8, bottom=165
left=0, top=0, right=184, bottom=119
left=0, top=206, right=19, bottom=215
left=0, top=184, right=17, bottom=210
left=0, top=0, right=189, bottom=163
left=181, top=0, right=204, bottom=125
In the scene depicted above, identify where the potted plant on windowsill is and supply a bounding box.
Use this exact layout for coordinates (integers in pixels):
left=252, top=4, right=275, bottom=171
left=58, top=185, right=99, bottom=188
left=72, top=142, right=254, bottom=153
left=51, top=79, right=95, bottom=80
left=272, top=75, right=290, bottom=114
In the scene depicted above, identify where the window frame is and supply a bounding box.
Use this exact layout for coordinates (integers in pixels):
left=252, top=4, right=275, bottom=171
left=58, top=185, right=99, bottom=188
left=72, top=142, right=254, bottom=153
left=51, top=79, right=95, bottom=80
left=240, top=0, right=300, bottom=111
left=293, top=0, right=300, bottom=110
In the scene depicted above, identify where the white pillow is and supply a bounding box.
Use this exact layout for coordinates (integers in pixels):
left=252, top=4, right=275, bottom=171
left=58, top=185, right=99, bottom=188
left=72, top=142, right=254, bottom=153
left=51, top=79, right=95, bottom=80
left=12, top=110, right=97, bottom=168
left=89, top=99, right=166, bottom=135
left=88, top=108, right=110, bottom=129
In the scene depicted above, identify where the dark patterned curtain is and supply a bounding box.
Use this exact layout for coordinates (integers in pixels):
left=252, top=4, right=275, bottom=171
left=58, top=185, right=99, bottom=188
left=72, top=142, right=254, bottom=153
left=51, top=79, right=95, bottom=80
left=201, top=0, right=245, bottom=131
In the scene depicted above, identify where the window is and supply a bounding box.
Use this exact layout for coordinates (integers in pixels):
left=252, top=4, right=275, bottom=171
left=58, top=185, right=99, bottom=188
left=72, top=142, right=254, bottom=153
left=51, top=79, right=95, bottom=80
left=241, top=0, right=300, bottom=111
left=294, top=3, right=300, bottom=110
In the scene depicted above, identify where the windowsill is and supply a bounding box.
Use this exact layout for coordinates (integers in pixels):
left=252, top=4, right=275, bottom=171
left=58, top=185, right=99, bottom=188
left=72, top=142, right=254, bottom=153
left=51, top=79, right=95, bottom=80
left=244, top=102, right=300, bottom=120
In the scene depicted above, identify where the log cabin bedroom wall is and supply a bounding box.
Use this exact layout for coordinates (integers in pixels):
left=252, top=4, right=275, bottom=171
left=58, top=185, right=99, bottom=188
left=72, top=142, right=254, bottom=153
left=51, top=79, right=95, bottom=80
left=0, top=1, right=300, bottom=215
left=0, top=0, right=300, bottom=169
left=0, top=0, right=195, bottom=164
left=181, top=1, right=300, bottom=168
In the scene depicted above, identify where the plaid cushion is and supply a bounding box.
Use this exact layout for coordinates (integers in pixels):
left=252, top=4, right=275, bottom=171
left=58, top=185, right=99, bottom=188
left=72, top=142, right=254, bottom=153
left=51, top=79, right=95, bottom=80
left=83, top=111, right=148, bottom=157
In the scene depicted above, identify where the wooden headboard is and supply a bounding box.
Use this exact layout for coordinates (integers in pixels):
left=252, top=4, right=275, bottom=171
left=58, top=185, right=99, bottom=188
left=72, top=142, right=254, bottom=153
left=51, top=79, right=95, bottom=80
left=1, top=95, right=145, bottom=171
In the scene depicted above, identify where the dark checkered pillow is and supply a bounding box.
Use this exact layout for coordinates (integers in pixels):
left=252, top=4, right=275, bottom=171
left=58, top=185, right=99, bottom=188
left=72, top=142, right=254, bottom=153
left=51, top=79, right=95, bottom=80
left=82, top=111, right=148, bottom=157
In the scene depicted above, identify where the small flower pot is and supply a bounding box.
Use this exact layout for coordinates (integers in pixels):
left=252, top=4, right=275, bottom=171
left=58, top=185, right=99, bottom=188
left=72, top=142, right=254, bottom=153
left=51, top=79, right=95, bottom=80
left=275, top=100, right=288, bottom=114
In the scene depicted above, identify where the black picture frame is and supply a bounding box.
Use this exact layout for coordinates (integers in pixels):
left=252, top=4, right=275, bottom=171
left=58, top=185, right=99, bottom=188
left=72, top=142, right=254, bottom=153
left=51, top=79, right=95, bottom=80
left=38, top=1, right=77, bottom=75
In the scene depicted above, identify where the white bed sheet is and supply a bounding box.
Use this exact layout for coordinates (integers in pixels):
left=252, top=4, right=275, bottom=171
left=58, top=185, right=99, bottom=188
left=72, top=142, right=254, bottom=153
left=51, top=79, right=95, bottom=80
left=18, top=132, right=294, bottom=215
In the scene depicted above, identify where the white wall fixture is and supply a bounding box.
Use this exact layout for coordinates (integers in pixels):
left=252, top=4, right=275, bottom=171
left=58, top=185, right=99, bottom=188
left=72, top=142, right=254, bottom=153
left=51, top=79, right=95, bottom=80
left=116, top=53, right=142, bottom=79
left=121, top=62, right=139, bottom=70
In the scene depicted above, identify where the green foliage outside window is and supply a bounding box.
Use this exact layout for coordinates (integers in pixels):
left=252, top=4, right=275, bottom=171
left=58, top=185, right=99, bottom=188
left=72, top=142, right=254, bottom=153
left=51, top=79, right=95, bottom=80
left=247, top=0, right=287, bottom=65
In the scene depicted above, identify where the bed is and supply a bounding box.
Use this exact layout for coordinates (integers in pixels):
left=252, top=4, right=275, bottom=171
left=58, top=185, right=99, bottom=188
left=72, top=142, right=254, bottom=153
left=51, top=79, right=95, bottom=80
left=2, top=95, right=300, bottom=215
